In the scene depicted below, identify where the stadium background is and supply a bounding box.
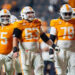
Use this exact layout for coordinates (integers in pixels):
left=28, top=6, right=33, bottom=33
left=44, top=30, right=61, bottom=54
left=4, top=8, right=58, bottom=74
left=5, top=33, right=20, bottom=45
left=0, top=0, right=75, bottom=75
left=0, top=0, right=70, bottom=26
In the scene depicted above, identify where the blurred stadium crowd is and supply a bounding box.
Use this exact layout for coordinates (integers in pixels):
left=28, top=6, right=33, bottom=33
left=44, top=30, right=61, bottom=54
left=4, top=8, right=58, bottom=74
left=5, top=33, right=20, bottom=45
left=0, top=0, right=69, bottom=26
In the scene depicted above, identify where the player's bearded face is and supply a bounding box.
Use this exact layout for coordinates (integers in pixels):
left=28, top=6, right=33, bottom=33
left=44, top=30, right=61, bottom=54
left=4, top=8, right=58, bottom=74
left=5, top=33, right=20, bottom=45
left=1, top=15, right=10, bottom=25
left=26, top=12, right=35, bottom=21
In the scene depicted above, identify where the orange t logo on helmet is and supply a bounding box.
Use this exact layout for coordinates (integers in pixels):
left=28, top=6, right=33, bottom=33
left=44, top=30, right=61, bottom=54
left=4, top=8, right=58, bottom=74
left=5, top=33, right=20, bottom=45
left=4, top=9, right=7, bottom=13
left=65, top=4, right=70, bottom=12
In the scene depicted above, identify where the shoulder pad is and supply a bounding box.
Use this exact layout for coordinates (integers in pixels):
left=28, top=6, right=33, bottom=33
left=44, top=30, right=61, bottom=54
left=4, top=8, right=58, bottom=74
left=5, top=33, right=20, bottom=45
left=9, top=23, right=13, bottom=26
left=33, top=18, right=41, bottom=23
left=50, top=19, right=58, bottom=27
left=13, top=20, right=23, bottom=30
left=69, top=19, right=75, bottom=24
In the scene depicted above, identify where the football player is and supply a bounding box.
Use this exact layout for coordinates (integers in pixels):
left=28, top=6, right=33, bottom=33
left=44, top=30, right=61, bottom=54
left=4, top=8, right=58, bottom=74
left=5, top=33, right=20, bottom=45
left=0, top=9, right=14, bottom=75
left=39, top=26, right=56, bottom=75
left=10, top=15, right=18, bottom=23
left=10, top=15, right=22, bottom=75
left=50, top=4, right=75, bottom=75
left=12, top=6, right=59, bottom=75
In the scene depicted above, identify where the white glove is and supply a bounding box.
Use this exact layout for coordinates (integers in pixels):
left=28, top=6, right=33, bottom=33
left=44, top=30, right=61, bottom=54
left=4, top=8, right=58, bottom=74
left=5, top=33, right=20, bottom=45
left=55, top=46, right=60, bottom=52
left=52, top=44, right=60, bottom=52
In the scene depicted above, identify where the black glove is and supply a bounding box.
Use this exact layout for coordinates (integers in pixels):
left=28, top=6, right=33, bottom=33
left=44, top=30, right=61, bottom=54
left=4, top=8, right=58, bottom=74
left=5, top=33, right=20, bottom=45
left=49, top=47, right=54, bottom=55
left=52, top=44, right=60, bottom=52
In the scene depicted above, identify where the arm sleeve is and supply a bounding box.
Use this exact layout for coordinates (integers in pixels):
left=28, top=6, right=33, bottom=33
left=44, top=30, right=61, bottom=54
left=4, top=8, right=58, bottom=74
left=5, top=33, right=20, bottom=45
left=13, top=28, right=22, bottom=39
left=40, top=33, right=49, bottom=42
left=50, top=34, right=56, bottom=42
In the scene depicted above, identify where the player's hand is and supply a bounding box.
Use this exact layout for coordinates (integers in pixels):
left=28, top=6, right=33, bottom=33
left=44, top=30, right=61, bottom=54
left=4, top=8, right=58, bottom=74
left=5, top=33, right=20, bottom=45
left=49, top=47, right=54, bottom=55
left=13, top=52, right=19, bottom=58
left=55, top=46, right=60, bottom=52
left=49, top=47, right=55, bottom=62
left=52, top=44, right=60, bottom=52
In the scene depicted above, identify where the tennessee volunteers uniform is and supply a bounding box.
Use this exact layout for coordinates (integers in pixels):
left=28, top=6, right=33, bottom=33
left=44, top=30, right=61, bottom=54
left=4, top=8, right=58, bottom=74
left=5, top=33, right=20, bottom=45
left=14, top=18, right=44, bottom=75
left=0, top=24, right=14, bottom=54
left=1, top=21, right=22, bottom=75
left=14, top=19, right=41, bottom=50
left=50, top=18, right=75, bottom=75
left=0, top=23, right=17, bottom=75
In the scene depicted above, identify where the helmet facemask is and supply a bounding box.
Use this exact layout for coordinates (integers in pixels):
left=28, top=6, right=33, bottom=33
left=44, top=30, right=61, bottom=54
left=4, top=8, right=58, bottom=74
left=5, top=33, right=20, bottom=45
left=25, top=11, right=35, bottom=21
left=1, top=15, right=10, bottom=25
left=60, top=12, right=72, bottom=21
left=0, top=9, right=11, bottom=25
left=21, top=6, right=35, bottom=21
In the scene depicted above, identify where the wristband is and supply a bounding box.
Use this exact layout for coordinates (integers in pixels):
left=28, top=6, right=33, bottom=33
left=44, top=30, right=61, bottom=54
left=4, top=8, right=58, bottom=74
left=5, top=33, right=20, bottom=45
left=52, top=44, right=56, bottom=49
left=13, top=47, right=19, bottom=53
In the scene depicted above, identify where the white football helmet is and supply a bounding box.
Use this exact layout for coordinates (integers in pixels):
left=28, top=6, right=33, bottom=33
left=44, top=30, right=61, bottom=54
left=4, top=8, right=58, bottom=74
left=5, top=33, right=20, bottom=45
left=10, top=15, right=18, bottom=23
left=0, top=9, right=11, bottom=25
left=60, top=4, right=72, bottom=21
left=72, top=8, right=75, bottom=19
left=20, top=6, right=35, bottom=21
